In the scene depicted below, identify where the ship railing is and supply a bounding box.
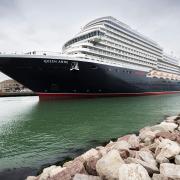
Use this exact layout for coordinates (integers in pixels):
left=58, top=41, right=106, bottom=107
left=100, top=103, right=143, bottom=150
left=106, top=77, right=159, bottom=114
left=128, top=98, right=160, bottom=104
left=0, top=51, right=63, bottom=57
left=146, top=70, right=180, bottom=80
left=24, top=51, right=62, bottom=56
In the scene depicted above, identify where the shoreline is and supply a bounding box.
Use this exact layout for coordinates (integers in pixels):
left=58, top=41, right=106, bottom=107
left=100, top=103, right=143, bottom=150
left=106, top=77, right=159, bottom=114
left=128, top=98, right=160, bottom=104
left=0, top=136, right=126, bottom=180
left=26, top=114, right=180, bottom=180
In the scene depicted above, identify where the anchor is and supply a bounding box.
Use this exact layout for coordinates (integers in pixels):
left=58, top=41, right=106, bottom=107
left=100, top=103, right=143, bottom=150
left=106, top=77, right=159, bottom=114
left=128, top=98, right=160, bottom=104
left=70, top=62, right=79, bottom=71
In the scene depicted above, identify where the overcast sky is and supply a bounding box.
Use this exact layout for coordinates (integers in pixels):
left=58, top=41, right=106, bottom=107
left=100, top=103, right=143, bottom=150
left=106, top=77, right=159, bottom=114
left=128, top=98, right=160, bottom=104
left=0, top=0, right=180, bottom=81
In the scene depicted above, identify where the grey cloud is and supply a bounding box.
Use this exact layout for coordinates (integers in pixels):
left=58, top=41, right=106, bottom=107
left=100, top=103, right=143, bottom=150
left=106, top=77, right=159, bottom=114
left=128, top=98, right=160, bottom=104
left=0, top=0, right=179, bottom=54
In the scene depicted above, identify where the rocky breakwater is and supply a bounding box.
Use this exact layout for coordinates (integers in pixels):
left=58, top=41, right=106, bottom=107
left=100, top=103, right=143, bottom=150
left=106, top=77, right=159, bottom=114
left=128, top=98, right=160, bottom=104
left=27, top=115, right=180, bottom=180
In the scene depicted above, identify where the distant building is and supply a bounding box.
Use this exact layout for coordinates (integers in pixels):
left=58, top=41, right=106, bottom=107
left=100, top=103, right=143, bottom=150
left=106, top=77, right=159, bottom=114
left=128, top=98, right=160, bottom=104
left=0, top=79, right=30, bottom=93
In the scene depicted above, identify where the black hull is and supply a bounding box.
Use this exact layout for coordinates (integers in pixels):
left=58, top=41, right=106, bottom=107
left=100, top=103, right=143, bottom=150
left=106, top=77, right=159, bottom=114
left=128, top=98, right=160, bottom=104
left=0, top=56, right=180, bottom=97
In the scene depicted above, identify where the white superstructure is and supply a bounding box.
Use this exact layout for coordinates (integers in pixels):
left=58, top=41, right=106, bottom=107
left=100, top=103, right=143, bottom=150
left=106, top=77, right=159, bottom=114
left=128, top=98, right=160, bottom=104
left=63, top=16, right=180, bottom=75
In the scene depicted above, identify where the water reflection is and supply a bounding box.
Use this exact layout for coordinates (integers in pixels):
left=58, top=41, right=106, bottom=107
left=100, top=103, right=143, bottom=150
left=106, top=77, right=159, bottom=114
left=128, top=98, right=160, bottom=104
left=0, top=97, right=39, bottom=135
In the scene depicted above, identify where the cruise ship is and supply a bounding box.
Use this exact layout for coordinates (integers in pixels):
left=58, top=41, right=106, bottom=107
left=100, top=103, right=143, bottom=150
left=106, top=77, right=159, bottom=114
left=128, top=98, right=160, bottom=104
left=0, top=16, right=180, bottom=98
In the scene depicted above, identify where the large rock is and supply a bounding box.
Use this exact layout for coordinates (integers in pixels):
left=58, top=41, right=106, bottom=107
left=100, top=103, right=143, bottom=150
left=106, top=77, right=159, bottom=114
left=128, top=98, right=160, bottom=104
left=81, top=148, right=100, bottom=161
left=105, top=141, right=115, bottom=149
left=118, top=163, right=151, bottom=180
left=127, top=134, right=140, bottom=150
left=49, top=166, right=65, bottom=178
left=140, top=141, right=159, bottom=153
left=118, top=134, right=140, bottom=150
left=160, top=163, right=180, bottom=179
left=125, top=157, right=159, bottom=175
left=96, top=146, right=107, bottom=156
left=38, top=166, right=71, bottom=180
left=49, top=167, right=71, bottom=180
left=73, top=174, right=101, bottom=180
left=152, top=174, right=168, bottom=180
left=155, top=131, right=176, bottom=141
left=138, top=150, right=157, bottom=167
left=85, top=155, right=101, bottom=176
left=38, top=165, right=57, bottom=180
left=96, top=149, right=124, bottom=179
left=118, top=134, right=132, bottom=142
left=165, top=115, right=180, bottom=123
left=175, top=155, right=180, bottom=165
left=65, top=159, right=86, bottom=177
left=155, top=139, right=180, bottom=163
left=139, top=129, right=157, bottom=144
left=26, top=176, right=37, bottom=180
left=119, top=149, right=130, bottom=159
left=151, top=122, right=178, bottom=132
left=109, top=140, right=131, bottom=151
left=83, top=148, right=102, bottom=176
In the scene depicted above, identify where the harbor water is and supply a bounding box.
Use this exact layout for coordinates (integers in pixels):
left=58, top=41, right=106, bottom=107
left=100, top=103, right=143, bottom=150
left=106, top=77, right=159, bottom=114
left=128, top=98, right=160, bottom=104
left=0, top=95, right=180, bottom=178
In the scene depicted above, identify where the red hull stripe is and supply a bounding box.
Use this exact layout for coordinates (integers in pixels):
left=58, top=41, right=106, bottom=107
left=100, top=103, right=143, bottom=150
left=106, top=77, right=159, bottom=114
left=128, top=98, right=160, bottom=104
left=37, top=91, right=180, bottom=98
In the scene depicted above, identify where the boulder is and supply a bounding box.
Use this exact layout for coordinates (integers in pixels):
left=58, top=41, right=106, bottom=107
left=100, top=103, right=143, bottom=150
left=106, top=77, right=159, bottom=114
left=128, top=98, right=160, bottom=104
left=105, top=141, right=115, bottom=149
left=96, top=146, right=107, bottom=156
left=140, top=141, right=159, bottom=153
left=139, top=126, right=151, bottom=134
left=63, top=160, right=74, bottom=168
left=117, top=134, right=132, bottom=142
left=139, top=142, right=145, bottom=149
left=175, top=155, right=180, bottom=165
left=127, top=134, right=140, bottom=149
left=176, top=134, right=180, bottom=143
left=139, top=129, right=156, bottom=143
left=119, top=149, right=130, bottom=159
left=165, top=115, right=180, bottom=123
left=118, top=134, right=140, bottom=149
left=65, top=159, right=86, bottom=177
left=118, top=163, right=151, bottom=180
left=151, top=122, right=178, bottom=132
left=49, top=166, right=65, bottom=178
left=109, top=140, right=130, bottom=151
left=38, top=165, right=57, bottom=180
left=84, top=148, right=102, bottom=175
left=155, top=132, right=176, bottom=141
left=152, top=173, right=168, bottom=180
left=176, top=120, right=180, bottom=126
left=155, top=139, right=180, bottom=163
left=96, top=149, right=124, bottom=179
left=125, top=157, right=159, bottom=175
left=128, top=150, right=138, bottom=158
left=138, top=150, right=157, bottom=167
left=73, top=174, right=101, bottom=180
left=26, top=176, right=37, bottom=180
left=63, top=156, right=85, bottom=168
left=81, top=148, right=99, bottom=161
left=49, top=167, right=71, bottom=180
left=38, top=166, right=71, bottom=180
left=160, top=163, right=180, bottom=179
left=85, top=155, right=101, bottom=176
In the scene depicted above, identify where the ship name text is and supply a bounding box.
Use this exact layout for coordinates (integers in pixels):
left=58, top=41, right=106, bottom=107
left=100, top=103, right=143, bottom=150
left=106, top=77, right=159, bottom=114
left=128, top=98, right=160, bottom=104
left=43, top=60, right=68, bottom=64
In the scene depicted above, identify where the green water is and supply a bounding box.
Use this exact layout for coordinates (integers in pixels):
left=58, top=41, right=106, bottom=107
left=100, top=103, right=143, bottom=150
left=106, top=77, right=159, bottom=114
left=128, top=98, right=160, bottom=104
left=0, top=95, right=180, bottom=171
